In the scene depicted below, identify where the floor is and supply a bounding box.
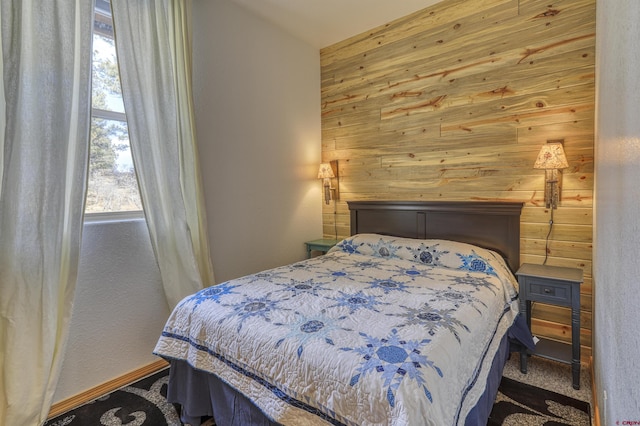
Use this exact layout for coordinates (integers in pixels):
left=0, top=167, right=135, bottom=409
left=502, top=354, right=593, bottom=406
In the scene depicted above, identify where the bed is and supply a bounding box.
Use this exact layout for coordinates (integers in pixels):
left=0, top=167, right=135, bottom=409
left=154, top=201, right=534, bottom=425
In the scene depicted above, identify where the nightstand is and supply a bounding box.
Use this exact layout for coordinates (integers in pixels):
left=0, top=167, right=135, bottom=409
left=305, top=238, right=340, bottom=258
left=516, top=263, right=583, bottom=389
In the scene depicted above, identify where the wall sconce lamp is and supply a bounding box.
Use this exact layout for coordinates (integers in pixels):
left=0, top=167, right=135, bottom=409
left=534, top=140, right=569, bottom=209
left=317, top=161, right=339, bottom=204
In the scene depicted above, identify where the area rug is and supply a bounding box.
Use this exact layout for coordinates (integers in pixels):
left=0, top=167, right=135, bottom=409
left=488, top=377, right=591, bottom=425
left=46, top=369, right=591, bottom=425
left=45, top=369, right=186, bottom=426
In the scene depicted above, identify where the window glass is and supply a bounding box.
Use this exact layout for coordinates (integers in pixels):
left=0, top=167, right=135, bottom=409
left=86, top=1, right=142, bottom=214
left=92, top=32, right=125, bottom=114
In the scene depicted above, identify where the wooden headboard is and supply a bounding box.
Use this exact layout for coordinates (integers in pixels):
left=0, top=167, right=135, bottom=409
left=348, top=201, right=523, bottom=272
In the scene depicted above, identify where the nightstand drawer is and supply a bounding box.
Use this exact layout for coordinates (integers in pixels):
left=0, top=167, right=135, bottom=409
left=526, top=278, right=571, bottom=305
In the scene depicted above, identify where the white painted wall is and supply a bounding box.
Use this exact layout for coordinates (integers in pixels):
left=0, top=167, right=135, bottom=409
left=192, top=0, right=322, bottom=283
left=52, top=0, right=322, bottom=405
left=593, top=0, right=640, bottom=423
left=53, top=218, right=169, bottom=402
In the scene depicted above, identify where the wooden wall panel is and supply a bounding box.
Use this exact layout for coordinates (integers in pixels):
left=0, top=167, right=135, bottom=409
left=320, top=0, right=595, bottom=363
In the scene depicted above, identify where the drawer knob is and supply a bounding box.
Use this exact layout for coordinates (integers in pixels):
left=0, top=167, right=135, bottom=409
left=544, top=288, right=552, bottom=294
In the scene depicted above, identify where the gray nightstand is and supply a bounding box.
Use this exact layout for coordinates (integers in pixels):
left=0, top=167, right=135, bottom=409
left=305, top=238, right=340, bottom=258
left=516, top=263, right=583, bottom=390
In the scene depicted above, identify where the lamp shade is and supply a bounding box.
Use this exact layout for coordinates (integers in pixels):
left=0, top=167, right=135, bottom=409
left=534, top=142, right=569, bottom=170
left=317, top=163, right=335, bottom=179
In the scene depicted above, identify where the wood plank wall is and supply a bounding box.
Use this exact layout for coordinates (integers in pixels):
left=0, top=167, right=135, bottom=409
left=320, top=0, right=595, bottom=362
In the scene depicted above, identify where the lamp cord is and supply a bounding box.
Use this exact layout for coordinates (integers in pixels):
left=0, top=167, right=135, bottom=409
left=543, top=207, right=554, bottom=265
left=333, top=201, right=338, bottom=240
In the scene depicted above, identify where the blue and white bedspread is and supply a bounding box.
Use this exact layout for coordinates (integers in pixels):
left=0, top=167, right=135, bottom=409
left=154, top=234, right=520, bottom=426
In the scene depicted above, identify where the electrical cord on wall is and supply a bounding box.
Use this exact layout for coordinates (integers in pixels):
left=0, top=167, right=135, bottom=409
left=543, top=207, right=554, bottom=265
left=333, top=201, right=338, bottom=240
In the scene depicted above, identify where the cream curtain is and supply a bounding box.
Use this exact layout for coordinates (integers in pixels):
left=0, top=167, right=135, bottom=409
left=0, top=1, right=94, bottom=425
left=111, top=0, right=214, bottom=308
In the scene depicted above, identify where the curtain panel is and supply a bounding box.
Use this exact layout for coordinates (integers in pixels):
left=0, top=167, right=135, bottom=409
left=111, top=0, right=214, bottom=309
left=0, top=1, right=94, bottom=425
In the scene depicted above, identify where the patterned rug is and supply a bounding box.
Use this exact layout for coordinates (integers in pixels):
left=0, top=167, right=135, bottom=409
left=45, top=369, right=185, bottom=426
left=488, top=377, right=591, bottom=425
left=46, top=369, right=591, bottom=426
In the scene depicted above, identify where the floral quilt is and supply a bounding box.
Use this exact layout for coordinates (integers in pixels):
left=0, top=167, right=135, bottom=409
left=154, top=234, right=520, bottom=425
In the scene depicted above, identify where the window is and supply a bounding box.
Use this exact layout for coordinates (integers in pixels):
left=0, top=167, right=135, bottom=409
left=86, top=0, right=142, bottom=214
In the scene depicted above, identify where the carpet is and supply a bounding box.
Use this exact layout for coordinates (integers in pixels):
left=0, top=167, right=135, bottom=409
left=488, top=377, right=591, bottom=425
left=45, top=369, right=184, bottom=426
left=46, top=370, right=591, bottom=426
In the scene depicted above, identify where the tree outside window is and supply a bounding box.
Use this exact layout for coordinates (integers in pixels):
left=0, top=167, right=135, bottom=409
left=86, top=1, right=142, bottom=214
